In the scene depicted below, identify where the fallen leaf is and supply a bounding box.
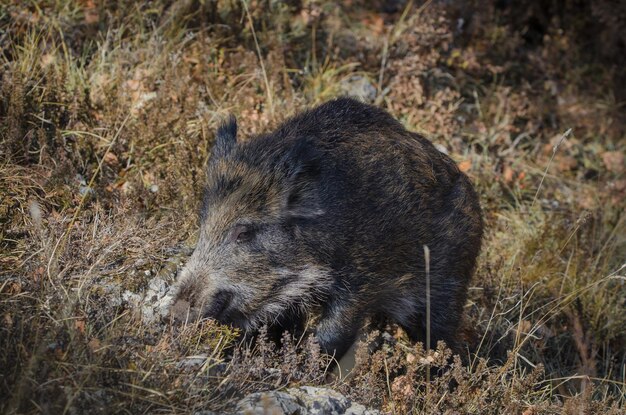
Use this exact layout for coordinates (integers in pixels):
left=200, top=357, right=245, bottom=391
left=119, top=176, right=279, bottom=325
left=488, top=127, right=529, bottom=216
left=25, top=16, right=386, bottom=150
left=103, top=151, right=118, bottom=165
left=366, top=14, right=385, bottom=35
left=41, top=54, right=56, bottom=67
left=153, top=335, right=172, bottom=353
left=3, top=313, right=12, bottom=328
left=82, top=0, right=99, bottom=24
left=3, top=281, right=22, bottom=294
left=516, top=320, right=533, bottom=336
left=419, top=355, right=435, bottom=365
left=125, top=79, right=141, bottom=91
left=557, top=155, right=578, bottom=172
left=88, top=338, right=102, bottom=353
left=458, top=160, right=472, bottom=172
left=391, top=375, right=413, bottom=397
left=579, top=189, right=598, bottom=210
left=34, top=266, right=45, bottom=281
left=503, top=165, right=514, bottom=183
left=601, top=151, right=624, bottom=173
left=608, top=179, right=626, bottom=205
left=75, top=319, right=86, bottom=334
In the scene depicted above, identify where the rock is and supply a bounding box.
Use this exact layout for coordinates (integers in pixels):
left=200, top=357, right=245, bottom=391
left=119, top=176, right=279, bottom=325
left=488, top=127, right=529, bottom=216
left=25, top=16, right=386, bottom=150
left=76, top=173, right=94, bottom=196
left=126, top=251, right=188, bottom=323
left=340, top=75, right=377, bottom=103
left=122, top=275, right=174, bottom=323
left=233, top=386, right=379, bottom=415
left=236, top=390, right=301, bottom=415
left=142, top=276, right=172, bottom=321
left=288, top=386, right=349, bottom=414
left=434, top=143, right=448, bottom=155
left=175, top=355, right=227, bottom=377
left=114, top=274, right=173, bottom=324
left=121, top=289, right=141, bottom=306
left=176, top=354, right=208, bottom=369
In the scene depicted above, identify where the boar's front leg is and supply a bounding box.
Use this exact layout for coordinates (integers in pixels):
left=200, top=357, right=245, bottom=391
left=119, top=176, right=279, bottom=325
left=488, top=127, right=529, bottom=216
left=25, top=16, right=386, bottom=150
left=315, top=297, right=364, bottom=360
left=267, top=308, right=306, bottom=345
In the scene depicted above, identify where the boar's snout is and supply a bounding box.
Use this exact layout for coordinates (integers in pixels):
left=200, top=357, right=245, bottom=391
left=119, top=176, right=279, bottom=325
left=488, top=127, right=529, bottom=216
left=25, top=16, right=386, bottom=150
left=169, top=289, right=234, bottom=324
left=203, top=290, right=234, bottom=320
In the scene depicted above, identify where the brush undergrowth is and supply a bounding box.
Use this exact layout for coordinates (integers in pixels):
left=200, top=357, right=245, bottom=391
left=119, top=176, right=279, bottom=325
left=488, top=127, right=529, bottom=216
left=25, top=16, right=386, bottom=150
left=1, top=1, right=624, bottom=413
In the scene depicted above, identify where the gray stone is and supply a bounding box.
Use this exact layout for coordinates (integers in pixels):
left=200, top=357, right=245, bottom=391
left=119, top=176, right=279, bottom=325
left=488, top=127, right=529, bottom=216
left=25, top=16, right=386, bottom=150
left=127, top=251, right=188, bottom=322
left=236, top=390, right=301, bottom=415
left=176, top=354, right=208, bottom=369
left=434, top=143, right=449, bottom=155
left=233, top=386, right=379, bottom=415
left=340, top=75, right=377, bottom=103
left=287, top=386, right=349, bottom=414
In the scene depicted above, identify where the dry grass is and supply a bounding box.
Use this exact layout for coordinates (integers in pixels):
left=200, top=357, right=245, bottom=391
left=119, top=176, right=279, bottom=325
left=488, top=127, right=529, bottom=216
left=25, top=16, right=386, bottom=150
left=1, top=1, right=624, bottom=413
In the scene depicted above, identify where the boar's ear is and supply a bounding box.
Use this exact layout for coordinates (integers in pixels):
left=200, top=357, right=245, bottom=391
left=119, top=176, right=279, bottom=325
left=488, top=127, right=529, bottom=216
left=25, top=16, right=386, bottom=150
left=211, top=115, right=237, bottom=160
left=281, top=139, right=324, bottom=219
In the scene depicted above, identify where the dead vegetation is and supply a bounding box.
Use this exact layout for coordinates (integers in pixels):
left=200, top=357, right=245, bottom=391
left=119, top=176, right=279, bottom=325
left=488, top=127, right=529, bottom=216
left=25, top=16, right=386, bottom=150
left=1, top=1, right=624, bottom=413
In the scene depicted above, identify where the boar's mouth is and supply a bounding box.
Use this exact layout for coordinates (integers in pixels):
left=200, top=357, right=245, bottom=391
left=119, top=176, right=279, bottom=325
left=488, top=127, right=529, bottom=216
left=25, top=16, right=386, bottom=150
left=202, top=290, right=253, bottom=328
left=199, top=289, right=258, bottom=330
left=194, top=265, right=330, bottom=331
left=205, top=299, right=273, bottom=331
left=204, top=291, right=296, bottom=332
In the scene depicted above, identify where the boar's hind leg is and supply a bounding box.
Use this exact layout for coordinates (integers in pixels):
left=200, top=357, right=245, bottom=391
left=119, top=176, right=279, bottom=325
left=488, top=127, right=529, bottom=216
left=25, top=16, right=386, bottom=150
left=315, top=299, right=364, bottom=361
left=398, top=308, right=461, bottom=353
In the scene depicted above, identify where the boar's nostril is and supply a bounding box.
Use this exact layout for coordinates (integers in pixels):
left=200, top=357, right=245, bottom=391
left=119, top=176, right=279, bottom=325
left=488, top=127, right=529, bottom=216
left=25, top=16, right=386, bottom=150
left=203, top=290, right=233, bottom=320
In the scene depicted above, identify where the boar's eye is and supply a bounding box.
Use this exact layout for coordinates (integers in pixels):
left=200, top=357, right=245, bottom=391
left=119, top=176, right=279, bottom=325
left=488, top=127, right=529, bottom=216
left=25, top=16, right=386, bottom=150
left=230, top=224, right=255, bottom=244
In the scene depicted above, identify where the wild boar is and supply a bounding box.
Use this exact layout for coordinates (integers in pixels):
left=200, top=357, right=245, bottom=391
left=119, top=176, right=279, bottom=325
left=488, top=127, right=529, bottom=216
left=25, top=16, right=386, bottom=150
left=169, top=97, right=483, bottom=360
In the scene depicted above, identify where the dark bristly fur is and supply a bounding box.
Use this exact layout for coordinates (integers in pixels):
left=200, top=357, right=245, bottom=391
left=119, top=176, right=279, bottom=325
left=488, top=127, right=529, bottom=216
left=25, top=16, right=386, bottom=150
left=170, top=97, right=483, bottom=360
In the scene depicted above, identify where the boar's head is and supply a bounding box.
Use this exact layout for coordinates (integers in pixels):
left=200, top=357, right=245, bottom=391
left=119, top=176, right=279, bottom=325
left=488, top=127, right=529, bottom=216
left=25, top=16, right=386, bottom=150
left=169, top=117, right=331, bottom=330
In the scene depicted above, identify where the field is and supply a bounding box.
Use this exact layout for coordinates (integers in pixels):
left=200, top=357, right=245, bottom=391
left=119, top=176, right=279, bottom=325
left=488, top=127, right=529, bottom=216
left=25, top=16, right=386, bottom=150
left=1, top=1, right=625, bottom=413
